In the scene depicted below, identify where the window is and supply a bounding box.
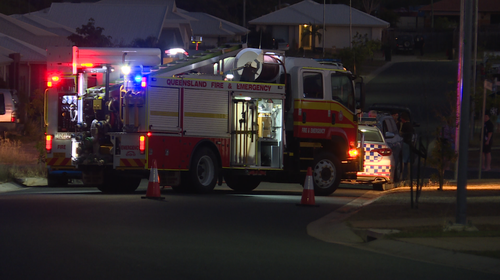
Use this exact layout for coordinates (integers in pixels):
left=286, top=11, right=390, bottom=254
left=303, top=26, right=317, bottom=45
left=303, top=72, right=323, bottom=99
left=331, top=74, right=354, bottom=111
left=359, top=129, right=383, bottom=143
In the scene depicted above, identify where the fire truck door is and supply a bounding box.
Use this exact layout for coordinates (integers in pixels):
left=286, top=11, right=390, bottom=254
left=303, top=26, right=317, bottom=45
left=232, top=98, right=257, bottom=166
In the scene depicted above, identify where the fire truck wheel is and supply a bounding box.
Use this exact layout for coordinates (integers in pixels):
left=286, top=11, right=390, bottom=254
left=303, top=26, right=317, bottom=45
left=189, top=147, right=219, bottom=193
left=311, top=152, right=341, bottom=196
left=224, top=173, right=261, bottom=192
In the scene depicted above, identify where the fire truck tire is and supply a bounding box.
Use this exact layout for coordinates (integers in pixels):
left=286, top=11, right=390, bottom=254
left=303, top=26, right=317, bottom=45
left=224, top=173, right=261, bottom=192
left=188, top=147, right=219, bottom=193
left=311, top=152, right=341, bottom=196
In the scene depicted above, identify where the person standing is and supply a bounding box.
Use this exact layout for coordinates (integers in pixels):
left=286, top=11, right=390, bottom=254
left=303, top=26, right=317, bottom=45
left=483, top=113, right=494, bottom=171
left=399, top=112, right=414, bottom=178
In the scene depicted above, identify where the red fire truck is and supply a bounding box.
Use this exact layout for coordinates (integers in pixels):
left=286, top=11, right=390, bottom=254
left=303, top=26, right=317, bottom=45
left=44, top=46, right=161, bottom=191
left=45, top=45, right=364, bottom=195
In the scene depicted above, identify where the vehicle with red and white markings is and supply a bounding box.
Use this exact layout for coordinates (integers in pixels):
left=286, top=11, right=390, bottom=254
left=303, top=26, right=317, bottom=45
left=356, top=124, right=396, bottom=190
left=44, top=45, right=365, bottom=195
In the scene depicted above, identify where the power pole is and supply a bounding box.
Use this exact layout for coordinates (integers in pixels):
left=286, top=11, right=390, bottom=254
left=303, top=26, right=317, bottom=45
left=455, top=0, right=474, bottom=225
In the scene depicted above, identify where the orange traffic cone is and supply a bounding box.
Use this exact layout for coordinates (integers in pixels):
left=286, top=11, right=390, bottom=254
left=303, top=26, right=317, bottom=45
left=141, top=160, right=165, bottom=200
left=297, top=167, right=318, bottom=207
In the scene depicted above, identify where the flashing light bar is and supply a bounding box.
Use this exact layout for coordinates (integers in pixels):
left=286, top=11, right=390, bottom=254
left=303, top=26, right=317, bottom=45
left=121, top=65, right=131, bottom=75
left=165, top=48, right=188, bottom=56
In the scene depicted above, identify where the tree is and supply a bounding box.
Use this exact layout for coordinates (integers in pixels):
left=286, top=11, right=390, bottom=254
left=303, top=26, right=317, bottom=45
left=361, top=0, right=380, bottom=15
left=335, top=33, right=381, bottom=74
left=67, top=18, right=113, bottom=47
left=379, top=8, right=400, bottom=28
left=129, top=36, right=160, bottom=48
left=301, top=24, right=323, bottom=53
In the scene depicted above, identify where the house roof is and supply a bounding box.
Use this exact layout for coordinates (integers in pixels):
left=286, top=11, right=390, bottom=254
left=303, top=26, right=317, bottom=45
left=419, top=0, right=500, bottom=12
left=33, top=2, right=169, bottom=45
left=181, top=12, right=249, bottom=37
left=10, top=13, right=76, bottom=37
left=0, top=33, right=47, bottom=63
left=249, top=0, right=389, bottom=28
left=0, top=13, right=72, bottom=49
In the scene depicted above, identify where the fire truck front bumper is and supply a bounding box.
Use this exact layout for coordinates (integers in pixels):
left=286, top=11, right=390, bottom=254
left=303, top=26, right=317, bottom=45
left=341, top=159, right=359, bottom=179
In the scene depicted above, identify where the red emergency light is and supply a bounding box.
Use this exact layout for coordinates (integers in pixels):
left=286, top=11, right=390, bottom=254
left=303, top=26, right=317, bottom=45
left=47, top=74, right=61, bottom=88
left=139, top=135, right=146, bottom=154
left=348, top=148, right=359, bottom=158
left=141, top=77, right=147, bottom=88
left=45, top=134, right=53, bottom=153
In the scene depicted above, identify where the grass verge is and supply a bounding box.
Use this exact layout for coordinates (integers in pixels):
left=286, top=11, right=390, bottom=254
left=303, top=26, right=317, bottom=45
left=0, top=138, right=46, bottom=182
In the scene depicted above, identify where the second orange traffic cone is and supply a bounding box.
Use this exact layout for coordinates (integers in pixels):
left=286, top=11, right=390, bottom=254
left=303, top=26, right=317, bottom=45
left=141, top=160, right=165, bottom=200
left=297, top=167, right=318, bottom=207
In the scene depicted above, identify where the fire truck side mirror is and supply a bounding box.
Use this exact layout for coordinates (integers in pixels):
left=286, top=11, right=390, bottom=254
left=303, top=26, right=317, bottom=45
left=355, top=81, right=365, bottom=112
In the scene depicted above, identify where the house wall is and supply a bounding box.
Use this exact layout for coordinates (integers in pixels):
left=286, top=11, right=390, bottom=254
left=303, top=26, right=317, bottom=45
left=323, top=27, right=376, bottom=50
left=398, top=16, right=425, bottom=30
left=272, top=26, right=289, bottom=42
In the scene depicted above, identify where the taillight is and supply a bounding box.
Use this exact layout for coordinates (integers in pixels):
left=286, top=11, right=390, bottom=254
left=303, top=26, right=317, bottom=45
left=46, top=134, right=53, bottom=153
left=373, top=148, right=392, bottom=156
left=11, top=111, right=16, bottom=123
left=348, top=148, right=359, bottom=158
left=141, top=77, right=147, bottom=88
left=139, top=135, right=146, bottom=154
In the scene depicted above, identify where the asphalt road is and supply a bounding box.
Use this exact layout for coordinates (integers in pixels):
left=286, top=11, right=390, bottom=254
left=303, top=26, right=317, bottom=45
left=1, top=181, right=498, bottom=280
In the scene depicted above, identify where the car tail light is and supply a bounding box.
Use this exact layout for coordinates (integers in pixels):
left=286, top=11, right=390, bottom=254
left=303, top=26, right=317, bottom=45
left=46, top=134, right=53, bottom=153
left=373, top=148, right=392, bottom=156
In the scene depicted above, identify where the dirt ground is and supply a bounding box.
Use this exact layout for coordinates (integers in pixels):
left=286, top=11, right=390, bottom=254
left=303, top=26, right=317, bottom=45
left=346, top=187, right=500, bottom=230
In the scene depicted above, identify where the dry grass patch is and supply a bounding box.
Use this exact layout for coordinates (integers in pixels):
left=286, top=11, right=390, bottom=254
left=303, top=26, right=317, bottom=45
left=0, top=138, right=45, bottom=182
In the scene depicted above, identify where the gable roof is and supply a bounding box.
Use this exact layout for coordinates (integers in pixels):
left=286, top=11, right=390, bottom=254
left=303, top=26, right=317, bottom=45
left=33, top=2, right=169, bottom=45
left=420, top=0, right=500, bottom=12
left=0, top=13, right=72, bottom=49
left=249, top=0, right=388, bottom=27
left=10, top=13, right=76, bottom=37
left=180, top=12, right=249, bottom=37
left=0, top=33, right=47, bottom=63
